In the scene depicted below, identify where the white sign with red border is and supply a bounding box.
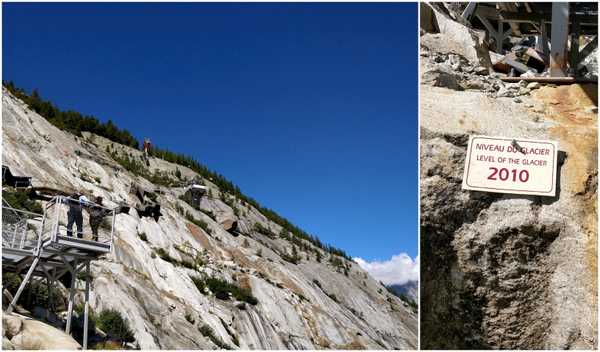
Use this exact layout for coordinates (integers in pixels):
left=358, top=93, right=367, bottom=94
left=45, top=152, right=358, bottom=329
left=462, top=135, right=558, bottom=196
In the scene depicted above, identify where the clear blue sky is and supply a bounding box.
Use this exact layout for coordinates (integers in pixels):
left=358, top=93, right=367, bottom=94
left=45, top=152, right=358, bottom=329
left=3, top=3, right=418, bottom=261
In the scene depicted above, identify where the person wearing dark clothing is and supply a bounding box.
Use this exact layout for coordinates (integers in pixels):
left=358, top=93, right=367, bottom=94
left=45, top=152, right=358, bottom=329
left=66, top=195, right=87, bottom=238
left=88, top=196, right=112, bottom=241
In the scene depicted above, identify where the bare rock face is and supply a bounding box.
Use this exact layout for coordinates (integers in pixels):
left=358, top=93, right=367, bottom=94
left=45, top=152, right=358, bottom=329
left=420, top=80, right=598, bottom=350
left=420, top=128, right=597, bottom=349
left=420, top=10, right=598, bottom=346
left=3, top=313, right=81, bottom=350
left=2, top=88, right=417, bottom=349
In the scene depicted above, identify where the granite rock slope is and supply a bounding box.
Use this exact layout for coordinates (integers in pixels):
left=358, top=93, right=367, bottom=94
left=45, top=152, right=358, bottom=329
left=2, top=88, right=417, bottom=349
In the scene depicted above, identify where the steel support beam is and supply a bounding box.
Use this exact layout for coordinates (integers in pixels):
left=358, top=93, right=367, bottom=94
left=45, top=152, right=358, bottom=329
left=65, top=259, right=78, bottom=334
left=570, top=21, right=581, bottom=74
left=83, top=261, right=91, bottom=350
left=579, top=35, right=598, bottom=62
left=7, top=256, right=40, bottom=313
left=462, top=2, right=477, bottom=21
left=539, top=21, right=550, bottom=59
left=550, top=3, right=570, bottom=77
left=496, top=20, right=505, bottom=53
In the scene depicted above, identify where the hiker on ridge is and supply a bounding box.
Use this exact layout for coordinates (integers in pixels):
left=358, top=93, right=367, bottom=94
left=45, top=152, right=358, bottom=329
left=143, top=138, right=152, bottom=166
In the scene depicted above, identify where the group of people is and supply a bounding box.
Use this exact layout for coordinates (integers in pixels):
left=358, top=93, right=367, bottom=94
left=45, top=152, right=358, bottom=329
left=66, top=137, right=153, bottom=240
left=66, top=194, right=112, bottom=241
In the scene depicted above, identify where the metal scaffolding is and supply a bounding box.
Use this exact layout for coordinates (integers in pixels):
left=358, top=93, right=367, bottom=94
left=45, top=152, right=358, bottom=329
left=2, top=195, right=115, bottom=349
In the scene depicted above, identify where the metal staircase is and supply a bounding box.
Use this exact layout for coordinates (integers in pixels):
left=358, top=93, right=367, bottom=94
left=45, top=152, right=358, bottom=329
left=2, top=195, right=116, bottom=349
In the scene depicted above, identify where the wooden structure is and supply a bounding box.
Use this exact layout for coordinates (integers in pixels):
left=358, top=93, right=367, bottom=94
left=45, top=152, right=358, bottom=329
left=462, top=2, right=598, bottom=77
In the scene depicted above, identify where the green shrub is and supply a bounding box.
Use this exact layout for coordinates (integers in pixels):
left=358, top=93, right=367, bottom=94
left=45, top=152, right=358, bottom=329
left=3, top=82, right=139, bottom=148
left=398, top=293, right=418, bottom=311
left=192, top=277, right=258, bottom=305
left=185, top=212, right=212, bottom=234
left=155, top=248, right=177, bottom=265
left=5, top=277, right=64, bottom=311
left=91, top=341, right=122, bottom=350
left=3, top=273, right=22, bottom=294
left=281, top=253, right=299, bottom=264
left=95, top=309, right=134, bottom=342
left=199, top=324, right=231, bottom=350
left=185, top=313, right=195, bottom=324
left=147, top=170, right=176, bottom=187
left=111, top=152, right=145, bottom=176
left=312, top=279, right=322, bottom=290
left=253, top=223, right=276, bottom=238
left=138, top=232, right=148, bottom=242
left=200, top=209, right=216, bottom=221
left=190, top=275, right=207, bottom=295
left=2, top=189, right=43, bottom=213
left=326, top=292, right=338, bottom=303
left=179, top=258, right=196, bottom=270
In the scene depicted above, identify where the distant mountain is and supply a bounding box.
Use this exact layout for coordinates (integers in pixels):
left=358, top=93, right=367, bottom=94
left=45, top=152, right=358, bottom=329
left=387, top=281, right=418, bottom=304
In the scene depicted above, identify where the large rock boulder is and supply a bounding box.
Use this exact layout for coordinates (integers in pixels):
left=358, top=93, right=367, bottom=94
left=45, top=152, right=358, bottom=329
left=3, top=313, right=81, bottom=350
left=420, top=2, right=492, bottom=70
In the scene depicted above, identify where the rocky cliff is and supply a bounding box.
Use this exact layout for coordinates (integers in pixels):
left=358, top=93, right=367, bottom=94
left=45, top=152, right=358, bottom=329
left=2, top=88, right=417, bottom=349
left=420, top=4, right=597, bottom=350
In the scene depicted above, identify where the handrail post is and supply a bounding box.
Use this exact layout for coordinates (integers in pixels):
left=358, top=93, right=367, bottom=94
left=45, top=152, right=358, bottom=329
left=52, top=196, right=60, bottom=242
left=110, top=209, right=116, bottom=251
left=35, top=205, right=47, bottom=256
left=65, top=259, right=78, bottom=334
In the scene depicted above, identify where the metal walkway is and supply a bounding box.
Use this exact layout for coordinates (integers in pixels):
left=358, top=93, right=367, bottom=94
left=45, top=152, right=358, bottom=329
left=2, top=195, right=116, bottom=349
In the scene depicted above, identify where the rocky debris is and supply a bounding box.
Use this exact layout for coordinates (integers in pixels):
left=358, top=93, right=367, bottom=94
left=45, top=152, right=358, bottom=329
left=421, top=27, right=598, bottom=346
left=421, top=63, right=463, bottom=91
left=421, top=49, right=537, bottom=99
left=420, top=3, right=492, bottom=70
left=3, top=312, right=81, bottom=350
left=2, top=87, right=418, bottom=349
left=420, top=7, right=598, bottom=347
left=419, top=3, right=572, bottom=100
left=579, top=47, right=599, bottom=81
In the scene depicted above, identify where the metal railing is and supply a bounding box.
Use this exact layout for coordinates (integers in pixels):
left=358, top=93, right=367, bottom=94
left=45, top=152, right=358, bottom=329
left=2, top=195, right=116, bottom=253
left=1, top=205, right=44, bottom=252
left=48, top=196, right=116, bottom=248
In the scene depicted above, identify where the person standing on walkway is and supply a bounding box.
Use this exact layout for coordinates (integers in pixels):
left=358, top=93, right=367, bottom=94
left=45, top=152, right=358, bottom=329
left=87, top=196, right=112, bottom=241
left=66, top=194, right=88, bottom=238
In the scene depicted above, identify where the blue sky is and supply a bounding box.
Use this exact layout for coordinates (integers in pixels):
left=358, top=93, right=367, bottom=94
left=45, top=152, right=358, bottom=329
left=3, top=3, right=418, bottom=264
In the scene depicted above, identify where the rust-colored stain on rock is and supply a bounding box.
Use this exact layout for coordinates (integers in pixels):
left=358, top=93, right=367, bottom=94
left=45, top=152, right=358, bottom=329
left=532, top=83, right=598, bottom=305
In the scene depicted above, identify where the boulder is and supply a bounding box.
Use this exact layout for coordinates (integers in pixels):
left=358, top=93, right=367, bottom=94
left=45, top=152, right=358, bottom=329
left=217, top=213, right=238, bottom=232
left=9, top=316, right=80, bottom=350
left=420, top=3, right=492, bottom=69
left=2, top=314, right=22, bottom=339
left=578, top=47, right=598, bottom=80
left=421, top=65, right=463, bottom=91
left=3, top=337, right=14, bottom=350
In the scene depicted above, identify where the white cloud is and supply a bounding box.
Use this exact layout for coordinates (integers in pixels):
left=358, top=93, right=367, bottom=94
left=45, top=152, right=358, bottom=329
left=353, top=253, right=419, bottom=286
